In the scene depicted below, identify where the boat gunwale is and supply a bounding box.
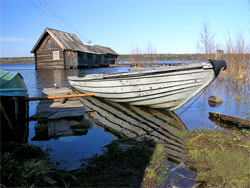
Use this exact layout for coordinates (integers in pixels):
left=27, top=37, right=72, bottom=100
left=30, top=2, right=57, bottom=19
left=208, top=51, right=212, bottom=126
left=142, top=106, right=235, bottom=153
left=68, top=63, right=210, bottom=81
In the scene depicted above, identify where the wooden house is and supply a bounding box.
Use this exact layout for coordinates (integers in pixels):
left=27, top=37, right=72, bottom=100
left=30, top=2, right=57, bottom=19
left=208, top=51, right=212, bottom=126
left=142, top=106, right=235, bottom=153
left=94, top=45, right=119, bottom=65
left=31, top=28, right=118, bottom=69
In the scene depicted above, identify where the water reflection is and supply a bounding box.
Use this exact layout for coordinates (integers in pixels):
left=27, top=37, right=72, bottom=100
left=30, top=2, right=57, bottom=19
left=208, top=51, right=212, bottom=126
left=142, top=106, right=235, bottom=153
left=79, top=96, right=188, bottom=164
left=35, top=67, right=133, bottom=90
left=32, top=119, right=91, bottom=141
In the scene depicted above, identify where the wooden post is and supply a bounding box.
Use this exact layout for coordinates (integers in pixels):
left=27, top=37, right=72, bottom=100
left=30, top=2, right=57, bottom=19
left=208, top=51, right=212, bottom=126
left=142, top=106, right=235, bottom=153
left=34, top=53, right=37, bottom=70
left=0, top=102, right=17, bottom=137
left=216, top=50, right=224, bottom=60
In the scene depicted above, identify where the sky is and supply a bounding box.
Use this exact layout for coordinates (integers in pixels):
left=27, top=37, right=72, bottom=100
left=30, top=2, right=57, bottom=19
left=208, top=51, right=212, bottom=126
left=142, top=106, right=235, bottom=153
left=0, top=0, right=249, bottom=57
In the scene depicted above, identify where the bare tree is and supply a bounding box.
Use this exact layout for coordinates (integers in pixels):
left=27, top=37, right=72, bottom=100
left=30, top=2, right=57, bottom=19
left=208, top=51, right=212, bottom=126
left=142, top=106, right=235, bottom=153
left=197, top=21, right=216, bottom=59
left=146, top=41, right=157, bottom=63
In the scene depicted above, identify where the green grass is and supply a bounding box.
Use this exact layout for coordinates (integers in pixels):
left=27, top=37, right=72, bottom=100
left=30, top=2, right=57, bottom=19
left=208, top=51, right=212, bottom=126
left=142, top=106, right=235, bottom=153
left=185, top=129, right=250, bottom=188
left=1, top=139, right=169, bottom=187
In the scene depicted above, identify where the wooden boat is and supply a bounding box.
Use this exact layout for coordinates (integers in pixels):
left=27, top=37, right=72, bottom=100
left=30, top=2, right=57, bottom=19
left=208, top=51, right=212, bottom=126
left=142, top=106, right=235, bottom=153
left=0, top=70, right=28, bottom=97
left=79, top=96, right=187, bottom=163
left=0, top=70, right=29, bottom=143
left=68, top=60, right=226, bottom=111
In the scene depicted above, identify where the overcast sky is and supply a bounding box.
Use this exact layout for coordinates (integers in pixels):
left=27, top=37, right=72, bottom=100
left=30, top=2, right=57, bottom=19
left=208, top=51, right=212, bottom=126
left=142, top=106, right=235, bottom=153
left=0, top=0, right=249, bottom=57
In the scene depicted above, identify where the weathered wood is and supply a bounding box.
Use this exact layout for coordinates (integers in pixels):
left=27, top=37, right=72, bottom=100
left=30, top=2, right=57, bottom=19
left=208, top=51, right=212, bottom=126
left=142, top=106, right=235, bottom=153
left=209, top=112, right=250, bottom=128
left=27, top=93, right=95, bottom=101
left=36, top=61, right=64, bottom=69
left=0, top=96, right=29, bottom=143
left=65, top=51, right=78, bottom=67
left=216, top=50, right=224, bottom=60
left=69, top=64, right=216, bottom=111
left=0, top=102, right=17, bottom=136
left=31, top=28, right=118, bottom=69
left=37, top=34, right=61, bottom=53
left=34, top=33, right=64, bottom=69
left=30, top=88, right=89, bottom=122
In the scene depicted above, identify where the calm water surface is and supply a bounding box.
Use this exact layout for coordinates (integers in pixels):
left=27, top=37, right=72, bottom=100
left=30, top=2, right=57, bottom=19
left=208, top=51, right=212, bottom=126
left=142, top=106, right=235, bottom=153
left=1, top=63, right=249, bottom=175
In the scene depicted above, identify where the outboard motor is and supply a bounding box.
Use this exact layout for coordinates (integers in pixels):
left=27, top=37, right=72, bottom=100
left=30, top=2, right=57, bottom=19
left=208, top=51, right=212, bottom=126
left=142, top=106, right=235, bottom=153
left=209, top=60, right=227, bottom=77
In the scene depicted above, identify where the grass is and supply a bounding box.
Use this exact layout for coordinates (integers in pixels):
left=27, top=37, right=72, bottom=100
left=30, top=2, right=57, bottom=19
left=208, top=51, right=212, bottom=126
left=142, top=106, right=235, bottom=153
left=219, top=59, right=249, bottom=82
left=185, top=129, right=250, bottom=188
left=142, top=143, right=169, bottom=188
left=1, top=139, right=169, bottom=187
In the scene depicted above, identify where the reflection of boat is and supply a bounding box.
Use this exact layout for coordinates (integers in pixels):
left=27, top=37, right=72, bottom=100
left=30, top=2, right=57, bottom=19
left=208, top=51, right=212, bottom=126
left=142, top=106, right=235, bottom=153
left=68, top=60, right=226, bottom=111
left=79, top=96, right=188, bottom=163
left=0, top=70, right=29, bottom=143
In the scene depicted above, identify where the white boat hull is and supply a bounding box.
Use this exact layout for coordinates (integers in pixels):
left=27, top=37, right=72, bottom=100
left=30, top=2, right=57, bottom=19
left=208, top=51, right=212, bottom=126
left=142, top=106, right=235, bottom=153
left=68, top=63, right=220, bottom=111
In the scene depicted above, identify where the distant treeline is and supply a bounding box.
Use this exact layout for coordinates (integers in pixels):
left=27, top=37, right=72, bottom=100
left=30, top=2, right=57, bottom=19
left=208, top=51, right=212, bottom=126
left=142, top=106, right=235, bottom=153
left=118, top=53, right=207, bottom=62
left=0, top=57, right=35, bottom=64
left=118, top=53, right=250, bottom=62
left=1, top=53, right=249, bottom=64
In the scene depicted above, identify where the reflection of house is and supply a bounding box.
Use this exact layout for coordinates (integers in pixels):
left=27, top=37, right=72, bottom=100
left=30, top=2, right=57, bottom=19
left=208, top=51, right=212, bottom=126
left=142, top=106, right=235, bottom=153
left=31, top=28, right=118, bottom=69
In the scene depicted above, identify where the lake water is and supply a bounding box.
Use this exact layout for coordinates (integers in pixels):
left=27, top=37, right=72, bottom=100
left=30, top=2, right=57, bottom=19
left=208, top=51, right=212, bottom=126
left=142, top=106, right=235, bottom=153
left=1, top=63, right=249, bottom=185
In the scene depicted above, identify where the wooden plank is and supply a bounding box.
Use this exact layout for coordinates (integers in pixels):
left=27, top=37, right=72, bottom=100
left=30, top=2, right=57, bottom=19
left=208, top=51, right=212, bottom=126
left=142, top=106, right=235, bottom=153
left=0, top=102, right=17, bottom=136
left=65, top=51, right=78, bottom=67
left=37, top=34, right=61, bottom=53
left=209, top=112, right=250, bottom=128
left=27, top=93, right=95, bottom=101
left=37, top=61, right=64, bottom=67
left=37, top=59, right=64, bottom=63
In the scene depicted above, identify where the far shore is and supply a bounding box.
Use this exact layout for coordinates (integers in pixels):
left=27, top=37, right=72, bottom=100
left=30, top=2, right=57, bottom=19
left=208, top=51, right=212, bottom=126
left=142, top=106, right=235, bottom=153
left=0, top=57, right=35, bottom=64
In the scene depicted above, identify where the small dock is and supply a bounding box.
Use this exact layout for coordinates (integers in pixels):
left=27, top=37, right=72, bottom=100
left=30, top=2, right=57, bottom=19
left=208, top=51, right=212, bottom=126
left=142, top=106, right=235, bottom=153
left=30, top=87, right=86, bottom=120
left=30, top=87, right=92, bottom=140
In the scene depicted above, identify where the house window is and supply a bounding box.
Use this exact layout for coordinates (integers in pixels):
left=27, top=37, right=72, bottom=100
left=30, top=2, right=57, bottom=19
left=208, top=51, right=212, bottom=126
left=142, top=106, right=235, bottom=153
left=53, top=51, right=60, bottom=60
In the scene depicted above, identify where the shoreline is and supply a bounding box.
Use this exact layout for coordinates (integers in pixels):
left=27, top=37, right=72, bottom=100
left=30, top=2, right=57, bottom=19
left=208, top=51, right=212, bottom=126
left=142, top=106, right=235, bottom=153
left=0, top=57, right=35, bottom=64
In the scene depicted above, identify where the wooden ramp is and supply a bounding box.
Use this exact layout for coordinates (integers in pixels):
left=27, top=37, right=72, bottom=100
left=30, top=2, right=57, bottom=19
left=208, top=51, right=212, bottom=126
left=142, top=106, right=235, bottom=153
left=30, top=87, right=88, bottom=121
left=30, top=87, right=93, bottom=140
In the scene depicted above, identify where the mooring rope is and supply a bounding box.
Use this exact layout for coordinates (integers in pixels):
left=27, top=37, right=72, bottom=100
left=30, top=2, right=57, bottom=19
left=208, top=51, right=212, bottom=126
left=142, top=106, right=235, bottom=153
left=178, top=80, right=214, bottom=117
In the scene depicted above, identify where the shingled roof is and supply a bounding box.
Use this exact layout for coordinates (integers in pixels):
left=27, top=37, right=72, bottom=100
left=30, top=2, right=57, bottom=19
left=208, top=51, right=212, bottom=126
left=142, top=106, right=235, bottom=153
left=85, top=45, right=101, bottom=54
left=31, top=28, right=119, bottom=56
left=94, top=45, right=118, bottom=55
left=31, top=28, right=91, bottom=53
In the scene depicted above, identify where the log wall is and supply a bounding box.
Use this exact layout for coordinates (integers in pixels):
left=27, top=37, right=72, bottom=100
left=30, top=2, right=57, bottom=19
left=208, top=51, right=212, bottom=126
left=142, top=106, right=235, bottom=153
left=35, top=34, right=65, bottom=69
left=65, top=51, right=78, bottom=68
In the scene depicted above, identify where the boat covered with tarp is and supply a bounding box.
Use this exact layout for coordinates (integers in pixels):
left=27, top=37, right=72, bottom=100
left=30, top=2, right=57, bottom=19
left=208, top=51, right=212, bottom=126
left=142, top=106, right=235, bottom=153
left=0, top=70, right=28, bottom=97
left=0, top=70, right=29, bottom=143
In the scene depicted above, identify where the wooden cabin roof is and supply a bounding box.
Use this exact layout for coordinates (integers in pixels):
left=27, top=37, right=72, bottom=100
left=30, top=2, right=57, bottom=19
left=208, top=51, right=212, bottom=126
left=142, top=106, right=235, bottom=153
left=85, top=45, right=101, bottom=54
left=85, top=45, right=119, bottom=56
left=31, top=28, right=91, bottom=53
left=94, top=45, right=118, bottom=55
left=31, top=28, right=119, bottom=56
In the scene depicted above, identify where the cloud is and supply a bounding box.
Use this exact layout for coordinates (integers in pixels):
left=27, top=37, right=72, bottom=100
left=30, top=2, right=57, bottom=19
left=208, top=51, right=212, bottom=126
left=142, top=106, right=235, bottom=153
left=0, top=37, right=34, bottom=44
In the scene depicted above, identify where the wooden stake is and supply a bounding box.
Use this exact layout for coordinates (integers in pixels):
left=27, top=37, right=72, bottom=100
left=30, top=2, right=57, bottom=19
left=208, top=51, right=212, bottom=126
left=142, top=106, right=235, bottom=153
left=26, top=93, right=95, bottom=101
